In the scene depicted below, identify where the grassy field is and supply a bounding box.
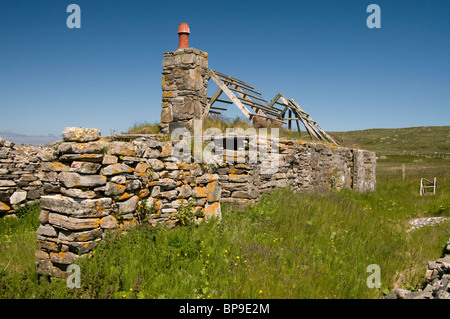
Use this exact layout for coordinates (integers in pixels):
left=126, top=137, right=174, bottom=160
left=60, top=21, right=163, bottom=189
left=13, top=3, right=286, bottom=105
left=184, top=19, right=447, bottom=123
left=0, top=125, right=448, bottom=299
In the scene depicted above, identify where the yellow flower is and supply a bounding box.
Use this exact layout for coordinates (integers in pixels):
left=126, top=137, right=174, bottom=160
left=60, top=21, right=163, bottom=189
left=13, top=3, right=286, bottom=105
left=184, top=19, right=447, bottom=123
left=259, top=290, right=263, bottom=294
left=236, top=256, right=240, bottom=259
left=130, top=288, right=133, bottom=291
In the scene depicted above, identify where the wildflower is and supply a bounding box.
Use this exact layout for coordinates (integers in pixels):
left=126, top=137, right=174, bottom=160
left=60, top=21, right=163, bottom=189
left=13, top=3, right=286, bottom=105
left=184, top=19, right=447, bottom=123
left=236, top=256, right=240, bottom=259
left=130, top=288, right=133, bottom=291
left=259, top=290, right=263, bottom=294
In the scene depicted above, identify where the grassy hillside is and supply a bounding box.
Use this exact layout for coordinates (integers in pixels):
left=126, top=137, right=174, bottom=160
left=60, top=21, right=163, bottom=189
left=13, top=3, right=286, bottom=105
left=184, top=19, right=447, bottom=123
left=329, top=126, right=450, bottom=156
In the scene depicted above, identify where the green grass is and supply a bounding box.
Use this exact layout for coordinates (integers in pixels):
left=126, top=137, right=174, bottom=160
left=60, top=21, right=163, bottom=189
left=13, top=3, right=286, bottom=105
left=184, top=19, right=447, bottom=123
left=126, top=121, right=160, bottom=135
left=0, top=174, right=448, bottom=299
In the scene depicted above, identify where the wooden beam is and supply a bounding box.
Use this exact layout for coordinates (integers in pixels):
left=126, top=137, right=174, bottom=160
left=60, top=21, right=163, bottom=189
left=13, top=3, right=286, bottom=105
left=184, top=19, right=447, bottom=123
left=228, top=86, right=268, bottom=103
left=205, top=87, right=223, bottom=116
left=212, top=70, right=256, bottom=89
left=207, top=97, right=233, bottom=104
left=220, top=78, right=263, bottom=96
left=208, top=70, right=252, bottom=120
left=210, top=106, right=228, bottom=111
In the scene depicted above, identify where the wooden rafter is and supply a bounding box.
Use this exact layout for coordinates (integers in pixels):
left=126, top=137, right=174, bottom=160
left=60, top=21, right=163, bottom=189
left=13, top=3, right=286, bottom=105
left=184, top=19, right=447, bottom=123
left=205, top=70, right=338, bottom=145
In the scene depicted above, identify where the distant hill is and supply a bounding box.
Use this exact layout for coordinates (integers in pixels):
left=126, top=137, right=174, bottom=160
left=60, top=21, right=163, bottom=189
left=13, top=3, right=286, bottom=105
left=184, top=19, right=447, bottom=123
left=329, top=126, right=450, bottom=156
left=0, top=131, right=60, bottom=146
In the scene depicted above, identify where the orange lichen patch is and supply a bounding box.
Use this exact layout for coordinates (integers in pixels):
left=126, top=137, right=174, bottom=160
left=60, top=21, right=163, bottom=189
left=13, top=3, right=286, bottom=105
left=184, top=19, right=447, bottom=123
left=153, top=199, right=162, bottom=211
left=118, top=192, right=133, bottom=201
left=206, top=181, right=220, bottom=202
left=135, top=163, right=149, bottom=177
left=138, top=189, right=150, bottom=198
left=48, top=162, right=70, bottom=172
left=180, top=171, right=191, bottom=179
left=78, top=233, right=90, bottom=242
left=229, top=174, right=239, bottom=180
left=0, top=201, right=11, bottom=211
left=163, top=92, right=173, bottom=98
left=204, top=202, right=220, bottom=217
left=194, top=186, right=207, bottom=198
left=330, top=146, right=338, bottom=150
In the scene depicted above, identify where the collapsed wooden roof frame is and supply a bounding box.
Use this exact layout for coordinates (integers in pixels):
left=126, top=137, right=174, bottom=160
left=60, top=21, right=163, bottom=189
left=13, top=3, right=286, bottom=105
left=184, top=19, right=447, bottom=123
left=205, top=69, right=339, bottom=145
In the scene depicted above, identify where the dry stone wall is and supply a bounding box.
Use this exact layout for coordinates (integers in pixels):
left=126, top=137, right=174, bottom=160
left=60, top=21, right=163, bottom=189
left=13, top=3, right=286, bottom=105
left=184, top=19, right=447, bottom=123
left=0, top=137, right=56, bottom=215
left=203, top=135, right=376, bottom=206
left=35, top=127, right=221, bottom=278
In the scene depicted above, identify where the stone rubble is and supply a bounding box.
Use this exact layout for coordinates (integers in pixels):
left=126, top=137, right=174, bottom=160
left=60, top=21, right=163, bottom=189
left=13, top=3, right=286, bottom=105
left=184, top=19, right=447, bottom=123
left=407, top=217, right=450, bottom=232
left=385, top=238, right=450, bottom=299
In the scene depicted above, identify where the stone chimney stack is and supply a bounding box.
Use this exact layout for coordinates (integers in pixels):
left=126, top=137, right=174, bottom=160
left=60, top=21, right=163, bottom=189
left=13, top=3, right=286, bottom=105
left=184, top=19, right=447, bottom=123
left=160, top=23, right=208, bottom=134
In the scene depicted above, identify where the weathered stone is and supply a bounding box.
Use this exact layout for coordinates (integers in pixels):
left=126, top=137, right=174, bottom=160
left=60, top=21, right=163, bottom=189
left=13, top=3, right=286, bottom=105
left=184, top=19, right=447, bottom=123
left=178, top=184, right=192, bottom=198
left=125, top=179, right=142, bottom=191
left=159, top=190, right=178, bottom=200
left=151, top=185, right=161, bottom=197
left=101, top=163, right=134, bottom=176
left=111, top=175, right=126, bottom=184
left=35, top=224, right=58, bottom=237
left=228, top=174, right=248, bottom=183
left=107, top=141, right=136, bottom=157
left=102, top=154, right=118, bottom=165
left=161, top=106, right=173, bottom=123
left=0, top=201, right=11, bottom=211
left=135, top=162, right=149, bottom=177
left=59, top=154, right=104, bottom=163
left=40, top=162, right=70, bottom=172
left=58, top=228, right=102, bottom=242
left=62, top=127, right=101, bottom=142
left=10, top=190, right=27, bottom=205
left=39, top=210, right=49, bottom=224
left=59, top=172, right=106, bottom=188
left=60, top=187, right=97, bottom=199
left=69, top=240, right=99, bottom=254
left=147, top=159, right=164, bottom=171
left=36, top=259, right=53, bottom=276
left=117, top=195, right=139, bottom=214
left=204, top=202, right=221, bottom=220
left=100, top=215, right=118, bottom=229
left=48, top=212, right=101, bottom=231
left=206, top=181, right=221, bottom=202
left=143, top=148, right=161, bottom=158
left=70, top=161, right=102, bottom=174
left=159, top=142, right=173, bottom=157
left=58, top=139, right=107, bottom=154
left=196, top=174, right=218, bottom=184
left=105, top=182, right=126, bottom=196
left=0, top=180, right=15, bottom=187
left=37, top=238, right=59, bottom=252
left=50, top=251, right=79, bottom=265
left=41, top=195, right=112, bottom=217
left=159, top=178, right=178, bottom=189
left=193, top=186, right=207, bottom=198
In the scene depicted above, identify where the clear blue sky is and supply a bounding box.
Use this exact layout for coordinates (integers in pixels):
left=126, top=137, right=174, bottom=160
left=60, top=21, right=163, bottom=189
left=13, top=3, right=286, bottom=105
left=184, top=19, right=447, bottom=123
left=1, top=0, right=449, bottom=139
